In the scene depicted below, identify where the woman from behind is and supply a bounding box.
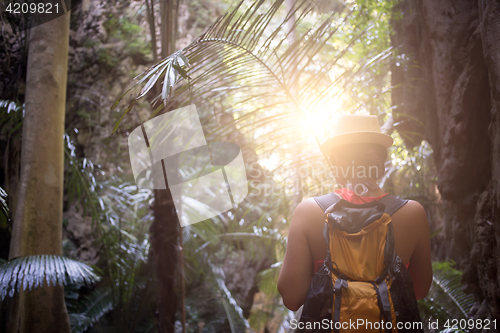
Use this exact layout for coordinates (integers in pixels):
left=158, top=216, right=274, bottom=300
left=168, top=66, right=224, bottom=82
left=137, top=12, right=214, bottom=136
left=277, top=114, right=432, bottom=322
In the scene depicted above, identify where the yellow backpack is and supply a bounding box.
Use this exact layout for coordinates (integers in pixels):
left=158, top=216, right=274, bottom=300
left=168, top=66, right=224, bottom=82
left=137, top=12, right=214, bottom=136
left=298, top=193, right=423, bottom=333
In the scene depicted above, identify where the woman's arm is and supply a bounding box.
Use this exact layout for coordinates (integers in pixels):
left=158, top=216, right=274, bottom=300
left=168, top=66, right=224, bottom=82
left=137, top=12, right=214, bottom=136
left=406, top=200, right=433, bottom=299
left=277, top=199, right=324, bottom=310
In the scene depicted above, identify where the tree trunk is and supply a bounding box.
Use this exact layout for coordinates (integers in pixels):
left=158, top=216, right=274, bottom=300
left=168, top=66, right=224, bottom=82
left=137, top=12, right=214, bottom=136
left=150, top=187, right=179, bottom=333
left=160, top=0, right=176, bottom=58
left=468, top=0, right=500, bottom=324
left=149, top=2, right=181, bottom=332
left=7, top=9, right=71, bottom=333
left=391, top=0, right=500, bottom=326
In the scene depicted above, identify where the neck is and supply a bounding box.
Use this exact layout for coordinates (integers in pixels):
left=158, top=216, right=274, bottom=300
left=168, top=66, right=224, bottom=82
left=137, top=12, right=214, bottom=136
left=364, top=188, right=385, bottom=197
left=342, top=181, right=385, bottom=197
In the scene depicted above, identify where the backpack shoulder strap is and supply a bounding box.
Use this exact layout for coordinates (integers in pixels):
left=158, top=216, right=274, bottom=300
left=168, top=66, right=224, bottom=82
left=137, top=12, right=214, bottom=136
left=313, top=192, right=341, bottom=212
left=377, top=194, right=409, bottom=216
left=313, top=192, right=407, bottom=281
left=314, top=192, right=408, bottom=215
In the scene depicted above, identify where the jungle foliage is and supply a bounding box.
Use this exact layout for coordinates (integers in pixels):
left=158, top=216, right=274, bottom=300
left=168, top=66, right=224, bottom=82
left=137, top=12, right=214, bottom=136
left=0, top=0, right=473, bottom=332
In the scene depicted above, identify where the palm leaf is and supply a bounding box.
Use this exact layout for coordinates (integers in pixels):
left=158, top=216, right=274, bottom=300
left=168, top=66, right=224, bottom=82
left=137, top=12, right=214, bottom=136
left=0, top=255, right=100, bottom=301
left=210, top=262, right=254, bottom=332
left=0, top=99, right=24, bottom=139
left=67, top=287, right=114, bottom=333
left=111, top=50, right=190, bottom=132
left=0, top=185, right=9, bottom=229
left=418, top=261, right=474, bottom=323
left=431, top=275, right=473, bottom=318
left=221, top=297, right=238, bottom=333
left=113, top=0, right=368, bottom=145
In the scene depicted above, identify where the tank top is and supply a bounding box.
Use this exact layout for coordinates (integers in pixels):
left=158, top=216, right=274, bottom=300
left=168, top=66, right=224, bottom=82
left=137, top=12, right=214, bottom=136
left=312, top=188, right=410, bottom=273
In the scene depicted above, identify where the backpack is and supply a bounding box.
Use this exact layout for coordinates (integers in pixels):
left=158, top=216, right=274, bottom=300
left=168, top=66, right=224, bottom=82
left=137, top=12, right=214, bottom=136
left=298, top=193, right=424, bottom=333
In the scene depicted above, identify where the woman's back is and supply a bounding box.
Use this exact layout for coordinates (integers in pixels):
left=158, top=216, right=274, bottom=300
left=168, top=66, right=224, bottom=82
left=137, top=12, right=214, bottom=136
left=277, top=190, right=432, bottom=311
left=306, top=192, right=423, bottom=266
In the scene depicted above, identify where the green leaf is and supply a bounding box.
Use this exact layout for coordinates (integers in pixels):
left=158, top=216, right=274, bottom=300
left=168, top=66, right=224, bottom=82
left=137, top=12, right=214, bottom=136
left=172, top=63, right=191, bottom=80
left=0, top=255, right=100, bottom=301
left=67, top=287, right=114, bottom=333
left=112, top=99, right=137, bottom=134
left=418, top=260, right=474, bottom=323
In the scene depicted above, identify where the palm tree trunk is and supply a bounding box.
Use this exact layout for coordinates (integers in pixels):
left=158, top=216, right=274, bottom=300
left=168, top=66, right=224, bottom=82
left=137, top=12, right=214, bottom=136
left=149, top=2, right=182, bottom=332
left=150, top=187, right=179, bottom=333
left=7, top=9, right=71, bottom=333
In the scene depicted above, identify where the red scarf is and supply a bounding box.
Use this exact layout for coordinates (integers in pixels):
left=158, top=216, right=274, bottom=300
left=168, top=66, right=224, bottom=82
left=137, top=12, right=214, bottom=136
left=334, top=187, right=389, bottom=204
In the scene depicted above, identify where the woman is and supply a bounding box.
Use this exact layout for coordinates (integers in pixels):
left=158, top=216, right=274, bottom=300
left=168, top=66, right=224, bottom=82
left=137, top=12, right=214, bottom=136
left=277, top=114, right=432, bottom=312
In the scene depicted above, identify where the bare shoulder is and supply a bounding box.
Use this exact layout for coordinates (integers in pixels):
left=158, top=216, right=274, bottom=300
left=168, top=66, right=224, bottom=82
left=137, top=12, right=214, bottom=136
left=293, top=197, right=325, bottom=218
left=401, top=199, right=427, bottom=215
left=394, top=199, right=429, bottom=233
left=399, top=200, right=428, bottom=222
left=290, top=197, right=325, bottom=229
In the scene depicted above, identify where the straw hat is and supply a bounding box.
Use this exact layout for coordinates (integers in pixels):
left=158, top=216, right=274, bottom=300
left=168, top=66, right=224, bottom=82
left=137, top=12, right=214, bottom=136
left=320, top=114, right=393, bottom=156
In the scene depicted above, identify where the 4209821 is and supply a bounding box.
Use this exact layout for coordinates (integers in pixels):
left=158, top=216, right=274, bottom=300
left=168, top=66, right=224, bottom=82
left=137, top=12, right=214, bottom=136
left=4, top=2, right=61, bottom=14
left=444, top=318, right=497, bottom=331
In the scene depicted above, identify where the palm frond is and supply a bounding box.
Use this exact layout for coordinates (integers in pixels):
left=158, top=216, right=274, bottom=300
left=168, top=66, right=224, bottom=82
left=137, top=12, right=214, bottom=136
left=210, top=262, right=254, bottom=332
left=221, top=297, right=238, bottom=333
left=431, top=261, right=474, bottom=317
left=111, top=50, right=190, bottom=132
left=0, top=99, right=24, bottom=138
left=418, top=261, right=474, bottom=324
left=0, top=99, right=24, bottom=114
left=67, top=287, right=114, bottom=333
left=0, top=255, right=100, bottom=301
left=113, top=0, right=366, bottom=144
left=0, top=186, right=9, bottom=229
left=64, top=134, right=101, bottom=221
left=0, top=100, right=23, bottom=229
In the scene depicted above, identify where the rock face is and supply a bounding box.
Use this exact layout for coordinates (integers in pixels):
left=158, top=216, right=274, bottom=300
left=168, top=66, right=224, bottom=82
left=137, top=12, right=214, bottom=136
left=63, top=204, right=100, bottom=264
left=391, top=0, right=500, bottom=325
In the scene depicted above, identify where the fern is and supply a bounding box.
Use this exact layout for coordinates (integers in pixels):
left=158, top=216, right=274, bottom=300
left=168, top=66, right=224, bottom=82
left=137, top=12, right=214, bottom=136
left=418, top=260, right=474, bottom=329
left=67, top=287, right=114, bottom=333
left=0, top=255, right=100, bottom=301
